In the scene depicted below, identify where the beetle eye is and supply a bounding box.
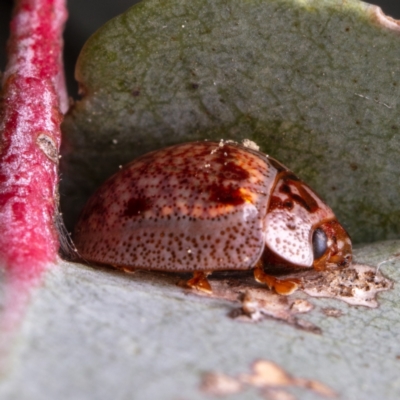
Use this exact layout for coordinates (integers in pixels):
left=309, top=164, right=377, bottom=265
left=312, top=228, right=328, bottom=260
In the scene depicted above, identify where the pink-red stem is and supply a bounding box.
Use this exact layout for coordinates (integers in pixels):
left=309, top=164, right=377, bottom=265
left=0, top=0, right=67, bottom=351
left=0, top=0, right=67, bottom=279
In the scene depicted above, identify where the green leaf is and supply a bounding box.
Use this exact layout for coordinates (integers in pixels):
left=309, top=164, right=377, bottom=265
left=62, top=0, right=400, bottom=244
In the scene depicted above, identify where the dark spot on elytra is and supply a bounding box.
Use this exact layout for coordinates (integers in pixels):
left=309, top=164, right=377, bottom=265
left=124, top=197, right=153, bottom=217
left=208, top=183, right=245, bottom=206
left=220, top=161, right=250, bottom=181
left=210, top=149, right=251, bottom=182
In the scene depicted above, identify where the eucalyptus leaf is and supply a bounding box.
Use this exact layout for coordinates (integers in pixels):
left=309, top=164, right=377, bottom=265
left=0, top=240, right=399, bottom=399
left=62, top=0, right=400, bottom=245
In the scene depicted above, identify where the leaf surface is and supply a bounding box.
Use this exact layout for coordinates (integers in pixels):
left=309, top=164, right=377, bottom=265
left=0, top=240, right=399, bottom=399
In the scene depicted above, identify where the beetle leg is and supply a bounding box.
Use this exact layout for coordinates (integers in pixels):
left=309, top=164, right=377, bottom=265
left=253, top=262, right=301, bottom=295
left=122, top=267, right=136, bottom=274
left=186, top=271, right=212, bottom=293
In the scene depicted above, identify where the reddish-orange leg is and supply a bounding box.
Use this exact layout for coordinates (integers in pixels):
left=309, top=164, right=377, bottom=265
left=253, top=262, right=301, bottom=295
left=186, top=271, right=212, bottom=293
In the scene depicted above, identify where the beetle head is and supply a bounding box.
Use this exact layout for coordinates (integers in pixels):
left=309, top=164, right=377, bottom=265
left=312, top=220, right=352, bottom=270
left=263, top=173, right=352, bottom=270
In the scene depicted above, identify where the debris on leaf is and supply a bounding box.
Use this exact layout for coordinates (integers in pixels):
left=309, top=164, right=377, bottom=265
left=238, top=290, right=320, bottom=334
left=261, top=388, right=296, bottom=400
left=180, top=274, right=320, bottom=333
left=201, top=372, right=242, bottom=396
left=322, top=308, right=343, bottom=318
left=239, top=360, right=293, bottom=387
left=182, top=261, right=392, bottom=332
left=201, top=359, right=337, bottom=399
left=301, top=263, right=393, bottom=308
left=290, top=299, right=314, bottom=314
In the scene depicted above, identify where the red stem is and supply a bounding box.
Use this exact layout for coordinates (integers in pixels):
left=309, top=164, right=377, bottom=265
left=0, top=0, right=67, bottom=279
left=0, top=0, right=67, bottom=357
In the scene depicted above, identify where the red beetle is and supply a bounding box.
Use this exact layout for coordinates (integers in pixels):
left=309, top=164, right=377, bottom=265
left=74, top=141, right=352, bottom=295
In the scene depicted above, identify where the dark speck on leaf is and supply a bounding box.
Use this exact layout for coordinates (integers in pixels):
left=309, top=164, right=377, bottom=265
left=132, top=88, right=141, bottom=97
left=350, top=163, right=358, bottom=171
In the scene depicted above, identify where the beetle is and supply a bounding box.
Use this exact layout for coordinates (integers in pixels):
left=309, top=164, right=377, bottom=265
left=74, top=140, right=352, bottom=295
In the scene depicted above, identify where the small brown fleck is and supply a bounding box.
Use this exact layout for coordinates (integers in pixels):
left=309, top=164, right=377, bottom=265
left=132, top=88, right=141, bottom=97
left=349, top=163, right=358, bottom=171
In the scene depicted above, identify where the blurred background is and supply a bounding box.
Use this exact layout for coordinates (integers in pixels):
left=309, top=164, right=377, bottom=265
left=1, top=0, right=400, bottom=97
